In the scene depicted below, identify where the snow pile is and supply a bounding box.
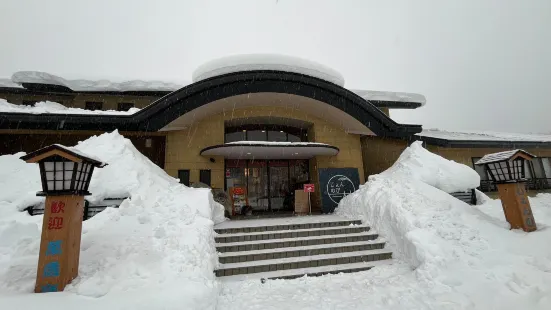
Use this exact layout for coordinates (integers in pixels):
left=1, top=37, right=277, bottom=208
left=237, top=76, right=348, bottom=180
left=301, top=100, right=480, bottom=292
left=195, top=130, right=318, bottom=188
left=352, top=89, right=426, bottom=105
left=335, top=141, right=551, bottom=309
left=192, top=54, right=346, bottom=86
left=0, top=99, right=140, bottom=115
left=11, top=71, right=185, bottom=92
left=0, top=131, right=224, bottom=309
left=419, top=128, right=551, bottom=142
left=378, top=141, right=480, bottom=193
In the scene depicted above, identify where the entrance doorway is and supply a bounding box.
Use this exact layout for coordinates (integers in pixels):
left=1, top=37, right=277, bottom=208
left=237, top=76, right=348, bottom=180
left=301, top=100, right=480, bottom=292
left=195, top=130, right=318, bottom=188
left=225, top=159, right=309, bottom=212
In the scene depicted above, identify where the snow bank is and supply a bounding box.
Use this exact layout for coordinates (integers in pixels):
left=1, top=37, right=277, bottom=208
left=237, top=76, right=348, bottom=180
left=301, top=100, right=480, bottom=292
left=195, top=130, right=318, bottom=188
left=336, top=142, right=551, bottom=309
left=11, top=71, right=185, bottom=92
left=379, top=141, right=480, bottom=193
left=0, top=99, right=140, bottom=115
left=192, top=54, right=346, bottom=86
left=0, top=131, right=224, bottom=309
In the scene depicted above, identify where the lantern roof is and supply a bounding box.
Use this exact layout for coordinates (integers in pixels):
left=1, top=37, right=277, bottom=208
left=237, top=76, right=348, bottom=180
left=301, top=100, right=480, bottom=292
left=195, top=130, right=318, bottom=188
left=20, top=144, right=106, bottom=167
left=474, top=149, right=535, bottom=166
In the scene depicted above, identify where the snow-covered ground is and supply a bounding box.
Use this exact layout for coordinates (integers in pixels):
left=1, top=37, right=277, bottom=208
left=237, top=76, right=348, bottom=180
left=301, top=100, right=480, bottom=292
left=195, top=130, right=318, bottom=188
left=0, top=99, right=140, bottom=115
left=218, top=142, right=551, bottom=310
left=0, top=131, right=224, bottom=310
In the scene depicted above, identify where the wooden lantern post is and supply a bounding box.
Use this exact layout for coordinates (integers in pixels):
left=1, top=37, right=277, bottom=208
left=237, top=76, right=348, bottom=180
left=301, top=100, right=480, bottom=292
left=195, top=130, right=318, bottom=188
left=475, top=149, right=537, bottom=232
left=20, top=145, right=106, bottom=293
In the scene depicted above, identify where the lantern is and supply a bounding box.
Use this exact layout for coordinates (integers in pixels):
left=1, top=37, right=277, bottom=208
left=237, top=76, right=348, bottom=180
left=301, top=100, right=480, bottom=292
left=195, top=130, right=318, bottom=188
left=20, top=144, right=106, bottom=293
left=475, top=149, right=536, bottom=232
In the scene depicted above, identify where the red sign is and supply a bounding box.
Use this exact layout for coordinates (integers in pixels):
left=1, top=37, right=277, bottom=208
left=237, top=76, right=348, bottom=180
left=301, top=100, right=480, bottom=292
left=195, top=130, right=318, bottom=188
left=233, top=187, right=245, bottom=195
left=226, top=169, right=231, bottom=177
left=304, top=184, right=315, bottom=192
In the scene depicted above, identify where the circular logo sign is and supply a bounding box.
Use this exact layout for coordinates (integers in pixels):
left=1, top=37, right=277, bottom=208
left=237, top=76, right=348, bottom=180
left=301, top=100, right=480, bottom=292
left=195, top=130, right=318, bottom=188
left=326, top=175, right=356, bottom=204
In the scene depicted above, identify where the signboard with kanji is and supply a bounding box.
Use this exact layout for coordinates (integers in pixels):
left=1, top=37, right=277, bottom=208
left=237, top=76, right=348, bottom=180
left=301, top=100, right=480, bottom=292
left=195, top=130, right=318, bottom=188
left=304, top=184, right=315, bottom=192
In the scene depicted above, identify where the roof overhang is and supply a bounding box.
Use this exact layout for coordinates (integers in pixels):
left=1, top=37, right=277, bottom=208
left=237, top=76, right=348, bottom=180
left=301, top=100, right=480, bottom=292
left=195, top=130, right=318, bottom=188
left=200, top=143, right=339, bottom=159
left=413, top=135, right=551, bottom=148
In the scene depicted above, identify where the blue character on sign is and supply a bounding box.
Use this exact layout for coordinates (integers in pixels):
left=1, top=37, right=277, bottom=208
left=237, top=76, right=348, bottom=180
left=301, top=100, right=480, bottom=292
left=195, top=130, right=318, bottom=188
left=46, top=240, right=62, bottom=256
left=41, top=284, right=58, bottom=292
left=43, top=261, right=60, bottom=278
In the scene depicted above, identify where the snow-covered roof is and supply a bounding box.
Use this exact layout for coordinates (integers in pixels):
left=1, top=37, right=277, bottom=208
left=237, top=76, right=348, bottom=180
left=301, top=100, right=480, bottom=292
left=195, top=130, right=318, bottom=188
left=475, top=150, right=535, bottom=165
left=0, top=78, right=24, bottom=88
left=0, top=98, right=140, bottom=115
left=418, top=129, right=551, bottom=142
left=352, top=89, right=426, bottom=106
left=11, top=71, right=186, bottom=92
left=192, top=54, right=346, bottom=87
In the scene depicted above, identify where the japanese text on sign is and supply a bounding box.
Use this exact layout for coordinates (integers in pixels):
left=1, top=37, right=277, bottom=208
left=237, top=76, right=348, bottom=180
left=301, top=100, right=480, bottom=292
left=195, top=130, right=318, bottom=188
left=48, top=217, right=63, bottom=230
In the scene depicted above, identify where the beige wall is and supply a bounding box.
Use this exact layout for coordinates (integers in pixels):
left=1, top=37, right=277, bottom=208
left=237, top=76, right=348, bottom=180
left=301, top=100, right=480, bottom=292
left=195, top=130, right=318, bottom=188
left=361, top=136, right=408, bottom=178
left=163, top=105, right=365, bottom=210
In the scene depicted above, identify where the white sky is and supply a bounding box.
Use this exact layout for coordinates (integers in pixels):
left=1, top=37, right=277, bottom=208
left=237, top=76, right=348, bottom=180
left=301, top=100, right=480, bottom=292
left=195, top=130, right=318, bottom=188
left=1, top=0, right=550, bottom=133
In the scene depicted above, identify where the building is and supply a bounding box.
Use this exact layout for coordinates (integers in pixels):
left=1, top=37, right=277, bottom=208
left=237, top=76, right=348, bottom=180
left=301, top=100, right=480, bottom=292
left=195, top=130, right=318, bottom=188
left=2, top=55, right=551, bottom=214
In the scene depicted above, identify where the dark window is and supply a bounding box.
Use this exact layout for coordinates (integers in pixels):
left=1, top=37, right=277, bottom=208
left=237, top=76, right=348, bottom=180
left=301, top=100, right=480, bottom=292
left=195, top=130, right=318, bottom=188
left=225, top=131, right=246, bottom=143
left=22, top=100, right=37, bottom=106
left=199, top=169, right=211, bottom=187
left=268, top=131, right=287, bottom=142
left=117, top=102, right=134, bottom=111
left=85, top=102, right=103, bottom=111
left=247, top=130, right=267, bottom=141
left=178, top=170, right=190, bottom=186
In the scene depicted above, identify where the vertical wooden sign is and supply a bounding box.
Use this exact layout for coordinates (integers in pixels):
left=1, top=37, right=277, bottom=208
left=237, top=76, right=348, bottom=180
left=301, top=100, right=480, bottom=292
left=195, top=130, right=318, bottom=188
left=35, top=195, right=85, bottom=293
left=496, top=182, right=537, bottom=232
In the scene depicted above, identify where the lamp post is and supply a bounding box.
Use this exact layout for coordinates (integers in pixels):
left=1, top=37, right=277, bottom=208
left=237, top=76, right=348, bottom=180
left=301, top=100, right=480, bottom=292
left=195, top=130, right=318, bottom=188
left=20, top=144, right=106, bottom=293
left=475, top=149, right=536, bottom=232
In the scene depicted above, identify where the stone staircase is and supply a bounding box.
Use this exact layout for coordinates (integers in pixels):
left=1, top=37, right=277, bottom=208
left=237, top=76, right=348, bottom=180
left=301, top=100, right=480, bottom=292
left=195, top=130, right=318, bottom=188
left=214, top=216, right=393, bottom=280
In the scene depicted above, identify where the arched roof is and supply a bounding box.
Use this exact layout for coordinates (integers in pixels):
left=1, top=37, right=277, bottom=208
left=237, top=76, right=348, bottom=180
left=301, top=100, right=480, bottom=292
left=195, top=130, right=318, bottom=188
left=0, top=70, right=422, bottom=137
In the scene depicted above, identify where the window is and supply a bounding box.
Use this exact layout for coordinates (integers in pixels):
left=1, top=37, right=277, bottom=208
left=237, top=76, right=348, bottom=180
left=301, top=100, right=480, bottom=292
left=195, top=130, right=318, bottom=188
left=225, top=131, right=246, bottom=143
left=85, top=101, right=103, bottom=111
left=267, top=131, right=287, bottom=142
left=199, top=169, right=211, bottom=187
left=225, top=125, right=308, bottom=143
left=247, top=130, right=267, bottom=141
left=117, top=102, right=134, bottom=111
left=178, top=170, right=190, bottom=186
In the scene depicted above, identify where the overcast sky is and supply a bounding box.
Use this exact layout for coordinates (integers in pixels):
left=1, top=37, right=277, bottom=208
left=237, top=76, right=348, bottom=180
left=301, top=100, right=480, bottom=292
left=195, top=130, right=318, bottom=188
left=1, top=0, right=550, bottom=133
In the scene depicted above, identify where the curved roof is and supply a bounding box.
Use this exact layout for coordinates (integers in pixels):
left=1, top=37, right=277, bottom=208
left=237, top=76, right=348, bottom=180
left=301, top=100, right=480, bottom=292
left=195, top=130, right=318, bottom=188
left=0, top=70, right=422, bottom=137
left=192, top=54, right=345, bottom=86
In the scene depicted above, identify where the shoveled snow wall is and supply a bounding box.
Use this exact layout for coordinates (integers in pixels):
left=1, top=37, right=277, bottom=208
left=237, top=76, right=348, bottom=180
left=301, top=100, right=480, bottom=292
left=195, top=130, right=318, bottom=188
left=0, top=131, right=225, bottom=309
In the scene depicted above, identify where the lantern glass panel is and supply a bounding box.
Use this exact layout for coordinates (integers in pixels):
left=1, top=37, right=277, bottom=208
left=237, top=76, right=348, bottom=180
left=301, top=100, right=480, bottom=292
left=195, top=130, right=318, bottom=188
left=55, top=180, right=63, bottom=190
left=55, top=161, right=63, bottom=170
left=45, top=162, right=54, bottom=171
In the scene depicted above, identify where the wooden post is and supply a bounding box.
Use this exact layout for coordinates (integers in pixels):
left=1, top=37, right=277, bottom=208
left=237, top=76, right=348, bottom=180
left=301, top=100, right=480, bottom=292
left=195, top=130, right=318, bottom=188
left=496, top=182, right=537, bottom=232
left=35, top=195, right=85, bottom=293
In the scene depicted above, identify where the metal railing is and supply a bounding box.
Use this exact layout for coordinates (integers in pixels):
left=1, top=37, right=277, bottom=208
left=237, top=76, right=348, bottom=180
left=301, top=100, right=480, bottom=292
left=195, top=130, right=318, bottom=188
left=479, top=178, right=551, bottom=192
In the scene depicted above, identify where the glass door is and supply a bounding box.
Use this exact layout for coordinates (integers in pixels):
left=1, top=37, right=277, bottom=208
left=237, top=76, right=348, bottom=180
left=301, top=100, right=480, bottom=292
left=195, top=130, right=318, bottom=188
left=269, top=160, right=290, bottom=211
left=248, top=160, right=268, bottom=211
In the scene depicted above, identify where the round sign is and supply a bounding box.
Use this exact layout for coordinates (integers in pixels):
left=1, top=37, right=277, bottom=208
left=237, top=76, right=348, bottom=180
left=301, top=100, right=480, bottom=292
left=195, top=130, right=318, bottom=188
left=326, top=175, right=356, bottom=204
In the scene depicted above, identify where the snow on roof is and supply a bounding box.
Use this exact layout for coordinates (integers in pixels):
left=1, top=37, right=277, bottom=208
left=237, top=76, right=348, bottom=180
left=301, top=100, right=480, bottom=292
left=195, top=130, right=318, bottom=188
left=475, top=150, right=535, bottom=165
left=10, top=71, right=186, bottom=92
left=418, top=129, right=551, bottom=142
left=352, top=89, right=426, bottom=105
left=0, top=98, right=140, bottom=115
left=52, top=143, right=106, bottom=165
left=0, top=78, right=24, bottom=88
left=192, top=54, right=346, bottom=86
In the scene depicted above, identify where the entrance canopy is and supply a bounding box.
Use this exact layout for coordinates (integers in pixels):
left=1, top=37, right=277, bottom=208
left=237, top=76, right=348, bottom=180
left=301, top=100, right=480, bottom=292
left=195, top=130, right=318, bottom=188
left=201, top=142, right=339, bottom=160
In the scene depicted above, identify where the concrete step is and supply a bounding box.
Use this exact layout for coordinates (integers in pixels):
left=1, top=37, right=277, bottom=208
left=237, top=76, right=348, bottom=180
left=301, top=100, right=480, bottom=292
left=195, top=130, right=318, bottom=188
left=219, top=259, right=394, bottom=282
left=214, top=219, right=362, bottom=234
left=215, top=225, right=370, bottom=243
left=216, top=231, right=379, bottom=253
left=215, top=248, right=392, bottom=277
left=218, top=240, right=386, bottom=264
